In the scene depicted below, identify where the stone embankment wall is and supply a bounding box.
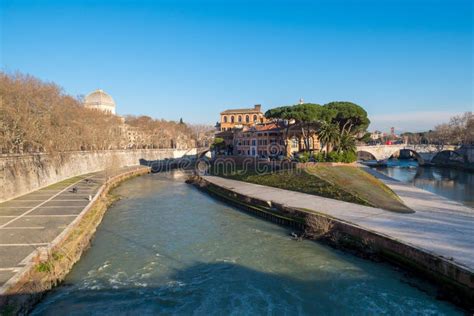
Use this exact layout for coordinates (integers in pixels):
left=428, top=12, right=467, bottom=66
left=0, top=167, right=150, bottom=315
left=0, top=148, right=197, bottom=202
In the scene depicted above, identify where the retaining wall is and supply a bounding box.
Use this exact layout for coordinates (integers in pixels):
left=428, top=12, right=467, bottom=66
left=0, top=149, right=196, bottom=202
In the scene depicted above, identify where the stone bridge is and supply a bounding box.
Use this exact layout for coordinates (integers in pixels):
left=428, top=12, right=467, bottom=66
left=356, top=144, right=458, bottom=165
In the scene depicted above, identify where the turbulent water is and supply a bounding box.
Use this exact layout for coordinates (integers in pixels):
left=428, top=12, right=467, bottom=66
left=32, top=172, right=462, bottom=315
left=374, top=159, right=474, bottom=208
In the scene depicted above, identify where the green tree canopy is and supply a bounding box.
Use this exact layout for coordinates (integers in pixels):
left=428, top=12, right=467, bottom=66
left=265, top=103, right=336, bottom=125
left=291, top=103, right=323, bottom=123
left=324, top=101, right=370, bottom=135
left=265, top=101, right=370, bottom=153
left=264, top=106, right=295, bottom=121
left=211, top=137, right=225, bottom=150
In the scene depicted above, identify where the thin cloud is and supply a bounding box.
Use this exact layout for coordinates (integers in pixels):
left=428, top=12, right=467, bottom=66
left=369, top=111, right=466, bottom=133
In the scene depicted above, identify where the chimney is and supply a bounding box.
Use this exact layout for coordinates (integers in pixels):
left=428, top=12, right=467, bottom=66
left=254, top=104, right=262, bottom=112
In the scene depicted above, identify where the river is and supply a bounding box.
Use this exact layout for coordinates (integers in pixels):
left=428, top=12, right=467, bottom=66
left=32, top=171, right=462, bottom=315
left=373, top=159, right=474, bottom=208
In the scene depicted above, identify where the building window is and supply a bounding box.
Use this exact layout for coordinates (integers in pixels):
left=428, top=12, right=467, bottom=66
left=253, top=115, right=257, bottom=122
left=252, top=140, right=256, bottom=146
left=223, top=116, right=227, bottom=123
left=231, top=116, right=235, bottom=123
left=291, top=137, right=298, bottom=148
left=238, top=116, right=242, bottom=123
left=246, top=115, right=250, bottom=123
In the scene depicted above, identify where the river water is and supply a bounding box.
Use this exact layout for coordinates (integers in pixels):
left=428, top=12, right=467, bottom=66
left=373, top=159, right=474, bottom=208
left=32, top=172, right=462, bottom=315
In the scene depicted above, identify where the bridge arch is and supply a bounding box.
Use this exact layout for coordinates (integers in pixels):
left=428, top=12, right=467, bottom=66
left=431, top=149, right=462, bottom=164
left=388, top=148, right=425, bottom=165
left=356, top=144, right=455, bottom=165
left=356, top=150, right=379, bottom=161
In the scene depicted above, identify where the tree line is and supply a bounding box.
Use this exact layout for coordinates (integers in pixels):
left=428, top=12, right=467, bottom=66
left=0, top=72, right=201, bottom=154
left=400, top=112, right=473, bottom=146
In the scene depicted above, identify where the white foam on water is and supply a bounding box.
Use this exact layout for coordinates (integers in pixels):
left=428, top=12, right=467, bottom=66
left=216, top=257, right=238, bottom=263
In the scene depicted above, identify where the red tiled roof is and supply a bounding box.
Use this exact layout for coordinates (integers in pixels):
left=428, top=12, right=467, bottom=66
left=254, top=122, right=283, bottom=132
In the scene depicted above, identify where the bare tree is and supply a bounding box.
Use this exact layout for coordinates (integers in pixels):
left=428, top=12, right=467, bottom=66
left=431, top=112, right=473, bottom=146
left=188, top=124, right=215, bottom=147
left=0, top=72, right=198, bottom=154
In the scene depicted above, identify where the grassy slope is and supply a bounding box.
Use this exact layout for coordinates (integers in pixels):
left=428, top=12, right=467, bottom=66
left=215, top=165, right=412, bottom=213
left=306, top=166, right=411, bottom=213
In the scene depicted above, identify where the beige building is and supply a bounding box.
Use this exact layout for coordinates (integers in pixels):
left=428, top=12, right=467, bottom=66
left=84, top=89, right=116, bottom=115
left=233, top=123, right=320, bottom=158
left=219, top=104, right=266, bottom=131
left=370, top=130, right=385, bottom=140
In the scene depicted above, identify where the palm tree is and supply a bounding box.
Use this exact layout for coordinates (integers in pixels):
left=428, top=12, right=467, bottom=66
left=337, top=131, right=356, bottom=153
left=317, top=121, right=340, bottom=153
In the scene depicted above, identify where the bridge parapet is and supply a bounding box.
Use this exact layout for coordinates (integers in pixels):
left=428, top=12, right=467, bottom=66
left=356, top=144, right=457, bottom=164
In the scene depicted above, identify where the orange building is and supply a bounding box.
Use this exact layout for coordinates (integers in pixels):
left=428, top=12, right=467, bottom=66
left=233, top=123, right=320, bottom=158
left=219, top=104, right=266, bottom=131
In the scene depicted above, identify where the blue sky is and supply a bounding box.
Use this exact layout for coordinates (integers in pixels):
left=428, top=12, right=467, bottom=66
left=1, top=0, right=472, bottom=132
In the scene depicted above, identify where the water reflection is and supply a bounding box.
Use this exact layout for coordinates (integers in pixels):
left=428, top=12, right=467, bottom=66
left=374, top=160, right=474, bottom=207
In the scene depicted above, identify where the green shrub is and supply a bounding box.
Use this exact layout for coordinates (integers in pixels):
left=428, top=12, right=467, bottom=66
left=307, top=151, right=356, bottom=163
left=326, top=151, right=341, bottom=162
left=298, top=152, right=310, bottom=163
left=313, top=152, right=326, bottom=162
left=36, top=262, right=52, bottom=273
left=341, top=151, right=357, bottom=163
left=211, top=137, right=225, bottom=150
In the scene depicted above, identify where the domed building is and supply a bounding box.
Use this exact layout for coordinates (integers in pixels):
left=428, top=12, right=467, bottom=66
left=84, top=89, right=116, bottom=115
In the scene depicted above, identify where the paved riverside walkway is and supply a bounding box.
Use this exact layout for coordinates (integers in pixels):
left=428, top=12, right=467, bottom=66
left=0, top=166, right=143, bottom=290
left=202, top=171, right=474, bottom=271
